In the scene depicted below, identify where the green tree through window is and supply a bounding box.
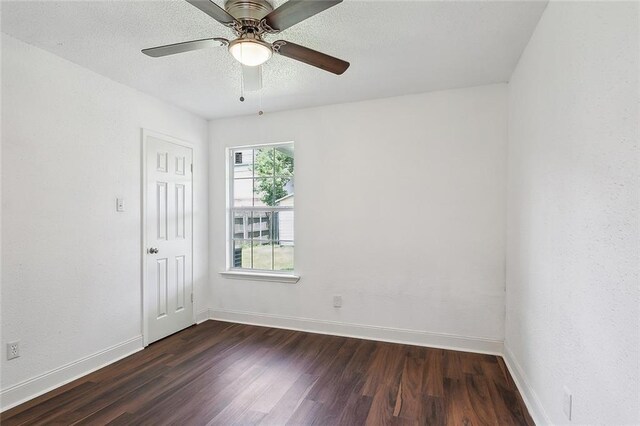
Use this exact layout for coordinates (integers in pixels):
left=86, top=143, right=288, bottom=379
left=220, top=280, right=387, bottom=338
left=253, top=148, right=294, bottom=206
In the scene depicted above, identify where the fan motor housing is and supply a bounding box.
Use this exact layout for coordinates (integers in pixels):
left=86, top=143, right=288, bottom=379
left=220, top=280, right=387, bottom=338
left=225, top=0, right=274, bottom=22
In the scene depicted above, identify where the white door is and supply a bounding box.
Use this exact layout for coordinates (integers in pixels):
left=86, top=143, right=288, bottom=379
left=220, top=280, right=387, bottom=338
left=144, top=133, right=194, bottom=344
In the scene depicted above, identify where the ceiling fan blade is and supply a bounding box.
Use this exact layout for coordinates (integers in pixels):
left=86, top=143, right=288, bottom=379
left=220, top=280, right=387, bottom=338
left=242, top=65, right=262, bottom=91
left=142, top=38, right=228, bottom=57
left=185, top=0, right=238, bottom=26
left=262, top=0, right=342, bottom=32
left=273, top=40, right=349, bottom=75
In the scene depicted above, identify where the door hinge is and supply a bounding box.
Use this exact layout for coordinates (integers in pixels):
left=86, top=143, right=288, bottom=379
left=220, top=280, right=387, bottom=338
left=191, top=293, right=194, bottom=303
left=191, top=163, right=193, bottom=173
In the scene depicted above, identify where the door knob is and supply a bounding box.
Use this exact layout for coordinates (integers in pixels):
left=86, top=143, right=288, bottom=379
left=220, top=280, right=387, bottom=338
left=148, top=247, right=159, bottom=254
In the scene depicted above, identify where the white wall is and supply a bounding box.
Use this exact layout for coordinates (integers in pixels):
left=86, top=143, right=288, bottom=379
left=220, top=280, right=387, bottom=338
left=506, top=2, right=639, bottom=424
left=209, top=84, right=508, bottom=351
left=1, top=35, right=209, bottom=408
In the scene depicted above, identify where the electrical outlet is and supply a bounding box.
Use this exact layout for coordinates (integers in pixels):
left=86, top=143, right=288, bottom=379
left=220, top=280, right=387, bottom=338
left=333, top=295, right=342, bottom=308
left=7, top=341, right=20, bottom=360
left=563, top=386, right=572, bottom=421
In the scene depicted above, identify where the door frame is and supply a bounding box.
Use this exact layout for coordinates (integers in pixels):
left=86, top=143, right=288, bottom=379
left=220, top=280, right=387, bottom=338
left=141, top=129, right=196, bottom=347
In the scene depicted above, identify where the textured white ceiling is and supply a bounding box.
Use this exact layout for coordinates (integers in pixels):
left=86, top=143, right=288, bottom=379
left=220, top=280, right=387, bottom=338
left=1, top=0, right=547, bottom=119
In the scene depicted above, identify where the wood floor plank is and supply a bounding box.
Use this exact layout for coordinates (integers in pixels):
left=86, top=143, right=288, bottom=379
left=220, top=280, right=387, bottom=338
left=305, top=337, right=360, bottom=404
left=361, top=343, right=405, bottom=397
left=423, top=348, right=445, bottom=397
left=2, top=321, right=533, bottom=425
left=337, top=392, right=373, bottom=426
left=395, top=354, right=424, bottom=421
left=365, top=385, right=398, bottom=426
left=464, top=374, right=500, bottom=425
left=259, top=373, right=319, bottom=425
left=421, top=395, right=447, bottom=426
left=284, top=398, right=325, bottom=425
left=444, top=377, right=478, bottom=425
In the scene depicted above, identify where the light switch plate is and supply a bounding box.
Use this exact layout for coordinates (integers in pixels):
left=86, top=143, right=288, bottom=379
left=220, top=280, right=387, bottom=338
left=116, top=198, right=125, bottom=212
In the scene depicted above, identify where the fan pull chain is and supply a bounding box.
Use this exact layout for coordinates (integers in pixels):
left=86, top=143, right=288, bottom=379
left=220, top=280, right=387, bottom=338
left=239, top=66, right=245, bottom=102
left=239, top=45, right=246, bottom=102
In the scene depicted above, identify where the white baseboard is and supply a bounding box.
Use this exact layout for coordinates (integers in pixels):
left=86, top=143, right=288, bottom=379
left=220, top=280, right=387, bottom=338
left=209, top=309, right=503, bottom=355
left=503, top=344, right=550, bottom=425
left=196, top=309, right=210, bottom=324
left=0, top=335, right=143, bottom=413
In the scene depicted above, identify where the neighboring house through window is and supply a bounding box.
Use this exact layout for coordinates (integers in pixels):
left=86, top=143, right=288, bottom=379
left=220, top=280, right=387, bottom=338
left=228, top=142, right=294, bottom=273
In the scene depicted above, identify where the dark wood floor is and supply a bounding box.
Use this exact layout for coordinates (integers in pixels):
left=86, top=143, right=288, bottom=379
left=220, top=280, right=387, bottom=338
left=2, top=320, right=533, bottom=425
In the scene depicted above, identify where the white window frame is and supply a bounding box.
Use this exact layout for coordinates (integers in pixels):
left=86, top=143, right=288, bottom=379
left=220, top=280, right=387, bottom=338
left=221, top=142, right=299, bottom=283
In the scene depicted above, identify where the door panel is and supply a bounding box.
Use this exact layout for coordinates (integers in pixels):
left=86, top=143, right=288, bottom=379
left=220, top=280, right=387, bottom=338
left=176, top=255, right=186, bottom=312
left=145, top=134, right=194, bottom=344
left=157, top=182, right=168, bottom=240
left=176, top=184, right=185, bottom=239
left=157, top=258, right=168, bottom=318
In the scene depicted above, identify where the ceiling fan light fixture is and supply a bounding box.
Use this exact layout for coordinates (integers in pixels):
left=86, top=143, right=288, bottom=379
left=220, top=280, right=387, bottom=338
left=229, top=38, right=272, bottom=67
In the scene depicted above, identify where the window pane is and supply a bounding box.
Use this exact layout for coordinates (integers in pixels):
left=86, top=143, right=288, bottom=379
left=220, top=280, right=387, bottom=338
left=252, top=241, right=273, bottom=271
left=233, top=149, right=254, bottom=179
left=274, top=241, right=294, bottom=272
left=233, top=178, right=254, bottom=207
left=275, top=145, right=294, bottom=206
left=274, top=145, right=294, bottom=178
left=273, top=210, right=294, bottom=242
left=251, top=211, right=272, bottom=241
left=274, top=176, right=294, bottom=206
left=253, top=147, right=274, bottom=178
left=233, top=240, right=252, bottom=269
left=233, top=211, right=250, bottom=240
left=254, top=178, right=275, bottom=207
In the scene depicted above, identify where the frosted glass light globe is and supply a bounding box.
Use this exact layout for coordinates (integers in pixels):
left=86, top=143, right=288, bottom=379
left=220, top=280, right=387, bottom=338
left=229, top=39, right=272, bottom=67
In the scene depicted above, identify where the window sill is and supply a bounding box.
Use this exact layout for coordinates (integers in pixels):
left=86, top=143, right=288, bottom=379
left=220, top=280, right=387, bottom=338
left=219, top=270, right=300, bottom=284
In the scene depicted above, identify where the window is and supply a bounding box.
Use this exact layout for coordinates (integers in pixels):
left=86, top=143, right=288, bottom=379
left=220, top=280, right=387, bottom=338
left=228, top=142, right=294, bottom=275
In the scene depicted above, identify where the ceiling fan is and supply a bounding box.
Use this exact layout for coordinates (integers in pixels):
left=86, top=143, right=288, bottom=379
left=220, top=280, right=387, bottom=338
left=142, top=0, right=350, bottom=83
